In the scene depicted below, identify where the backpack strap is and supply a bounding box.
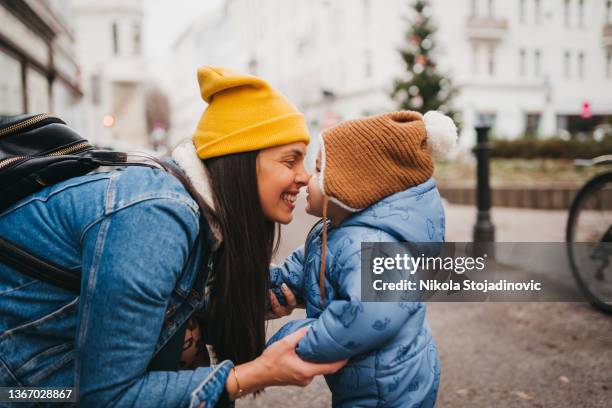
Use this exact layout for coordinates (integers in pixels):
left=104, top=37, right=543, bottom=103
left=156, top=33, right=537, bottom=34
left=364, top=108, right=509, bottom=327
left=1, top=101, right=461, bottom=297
left=0, top=235, right=80, bottom=293
left=0, top=158, right=216, bottom=295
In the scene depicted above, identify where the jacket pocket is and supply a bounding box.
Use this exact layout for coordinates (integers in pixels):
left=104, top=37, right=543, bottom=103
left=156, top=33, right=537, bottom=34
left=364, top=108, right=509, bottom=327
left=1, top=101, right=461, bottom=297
left=0, top=297, right=78, bottom=386
left=14, top=341, right=75, bottom=385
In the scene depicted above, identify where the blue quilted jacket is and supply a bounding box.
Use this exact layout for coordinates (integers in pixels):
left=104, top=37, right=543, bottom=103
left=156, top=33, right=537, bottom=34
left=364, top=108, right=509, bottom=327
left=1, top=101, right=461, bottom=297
left=269, top=178, right=444, bottom=407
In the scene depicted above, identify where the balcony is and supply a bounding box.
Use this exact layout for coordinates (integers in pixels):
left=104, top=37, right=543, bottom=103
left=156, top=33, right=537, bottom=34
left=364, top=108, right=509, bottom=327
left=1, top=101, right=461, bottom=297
left=466, top=17, right=509, bottom=42
left=603, top=24, right=612, bottom=48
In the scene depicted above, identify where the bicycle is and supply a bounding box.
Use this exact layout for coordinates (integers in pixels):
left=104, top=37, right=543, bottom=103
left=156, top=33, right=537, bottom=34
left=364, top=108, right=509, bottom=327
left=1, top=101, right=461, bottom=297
left=566, top=154, right=612, bottom=314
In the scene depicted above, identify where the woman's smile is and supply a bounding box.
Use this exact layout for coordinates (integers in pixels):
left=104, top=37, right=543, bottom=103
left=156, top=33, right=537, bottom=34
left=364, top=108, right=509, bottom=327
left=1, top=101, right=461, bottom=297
left=281, top=191, right=298, bottom=210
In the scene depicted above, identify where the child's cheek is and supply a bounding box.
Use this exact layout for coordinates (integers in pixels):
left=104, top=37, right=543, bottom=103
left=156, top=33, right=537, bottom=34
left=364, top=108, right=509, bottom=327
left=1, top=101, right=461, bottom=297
left=307, top=186, right=324, bottom=217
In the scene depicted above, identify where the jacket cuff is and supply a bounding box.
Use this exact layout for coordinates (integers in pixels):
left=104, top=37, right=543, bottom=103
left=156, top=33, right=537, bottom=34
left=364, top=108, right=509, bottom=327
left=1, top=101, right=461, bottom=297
left=189, top=360, right=234, bottom=408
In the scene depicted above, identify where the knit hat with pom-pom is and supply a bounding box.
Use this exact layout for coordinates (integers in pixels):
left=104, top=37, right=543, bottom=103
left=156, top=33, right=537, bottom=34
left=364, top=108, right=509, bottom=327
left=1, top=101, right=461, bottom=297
left=318, top=110, right=457, bottom=211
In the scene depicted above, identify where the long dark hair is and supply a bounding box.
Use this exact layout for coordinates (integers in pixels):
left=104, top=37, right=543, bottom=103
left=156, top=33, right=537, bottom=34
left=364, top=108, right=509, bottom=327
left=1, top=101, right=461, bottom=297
left=203, top=151, right=280, bottom=364
left=150, top=150, right=278, bottom=364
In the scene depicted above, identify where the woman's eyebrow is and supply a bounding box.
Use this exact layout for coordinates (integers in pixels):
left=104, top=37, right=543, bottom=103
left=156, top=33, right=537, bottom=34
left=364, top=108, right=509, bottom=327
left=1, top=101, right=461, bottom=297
left=284, top=149, right=305, bottom=158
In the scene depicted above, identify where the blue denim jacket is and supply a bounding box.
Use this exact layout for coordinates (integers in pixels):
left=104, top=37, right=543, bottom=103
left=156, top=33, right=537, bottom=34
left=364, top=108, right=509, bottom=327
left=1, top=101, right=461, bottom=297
left=0, top=160, right=233, bottom=407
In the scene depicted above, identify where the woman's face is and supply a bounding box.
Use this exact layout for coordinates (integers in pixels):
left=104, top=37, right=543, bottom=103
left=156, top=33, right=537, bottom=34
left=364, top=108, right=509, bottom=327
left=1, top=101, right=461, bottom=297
left=257, top=141, right=309, bottom=224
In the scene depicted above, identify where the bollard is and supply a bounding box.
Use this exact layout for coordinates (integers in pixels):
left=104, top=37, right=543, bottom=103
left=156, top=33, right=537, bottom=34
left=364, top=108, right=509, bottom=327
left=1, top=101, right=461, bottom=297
left=472, top=126, right=496, bottom=243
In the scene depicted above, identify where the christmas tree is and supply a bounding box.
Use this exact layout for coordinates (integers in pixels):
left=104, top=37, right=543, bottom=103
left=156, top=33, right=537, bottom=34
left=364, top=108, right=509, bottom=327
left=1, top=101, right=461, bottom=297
left=391, top=0, right=458, bottom=120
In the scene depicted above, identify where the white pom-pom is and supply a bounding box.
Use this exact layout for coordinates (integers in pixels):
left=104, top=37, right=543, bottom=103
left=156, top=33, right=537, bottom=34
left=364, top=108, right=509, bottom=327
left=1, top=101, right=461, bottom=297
left=423, top=110, right=458, bottom=159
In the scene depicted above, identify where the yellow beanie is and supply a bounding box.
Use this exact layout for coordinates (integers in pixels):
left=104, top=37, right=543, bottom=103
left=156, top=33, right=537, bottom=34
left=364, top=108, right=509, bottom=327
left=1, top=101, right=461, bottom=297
left=192, top=66, right=310, bottom=159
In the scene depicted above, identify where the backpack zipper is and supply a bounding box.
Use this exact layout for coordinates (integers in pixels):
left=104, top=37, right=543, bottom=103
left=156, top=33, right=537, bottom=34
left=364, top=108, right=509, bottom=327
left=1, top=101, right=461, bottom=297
left=0, top=141, right=93, bottom=170
left=0, top=113, right=52, bottom=138
left=47, top=141, right=92, bottom=156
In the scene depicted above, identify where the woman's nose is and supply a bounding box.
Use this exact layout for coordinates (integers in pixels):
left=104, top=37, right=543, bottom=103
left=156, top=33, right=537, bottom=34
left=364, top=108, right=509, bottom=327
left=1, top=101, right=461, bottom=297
left=294, top=163, right=310, bottom=186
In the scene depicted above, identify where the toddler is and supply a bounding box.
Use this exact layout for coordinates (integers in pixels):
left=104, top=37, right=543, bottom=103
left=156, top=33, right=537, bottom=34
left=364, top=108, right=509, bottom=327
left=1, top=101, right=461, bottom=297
left=269, top=110, right=457, bottom=407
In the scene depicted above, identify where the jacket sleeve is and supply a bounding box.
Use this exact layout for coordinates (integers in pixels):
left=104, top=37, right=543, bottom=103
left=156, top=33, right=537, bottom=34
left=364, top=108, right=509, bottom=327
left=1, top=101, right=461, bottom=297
left=296, top=236, right=422, bottom=363
left=76, top=197, right=232, bottom=407
left=269, top=245, right=306, bottom=306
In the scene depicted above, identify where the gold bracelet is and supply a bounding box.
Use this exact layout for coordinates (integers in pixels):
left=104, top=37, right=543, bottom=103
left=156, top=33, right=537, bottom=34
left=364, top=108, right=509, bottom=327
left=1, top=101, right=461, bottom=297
left=232, top=367, right=244, bottom=399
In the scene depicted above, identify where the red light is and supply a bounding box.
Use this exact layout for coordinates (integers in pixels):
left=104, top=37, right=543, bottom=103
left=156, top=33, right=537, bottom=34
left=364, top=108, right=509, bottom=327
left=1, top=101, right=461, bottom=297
left=581, top=101, right=592, bottom=119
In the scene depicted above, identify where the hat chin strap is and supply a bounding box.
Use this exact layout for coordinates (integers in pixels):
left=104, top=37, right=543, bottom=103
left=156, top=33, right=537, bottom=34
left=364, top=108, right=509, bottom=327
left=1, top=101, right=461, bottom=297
left=319, top=196, right=329, bottom=305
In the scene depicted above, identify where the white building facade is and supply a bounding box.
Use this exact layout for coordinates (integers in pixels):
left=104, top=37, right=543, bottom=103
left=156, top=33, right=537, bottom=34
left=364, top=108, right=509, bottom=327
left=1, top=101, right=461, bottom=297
left=166, top=0, right=612, bottom=147
left=71, top=0, right=148, bottom=149
left=0, top=0, right=83, bottom=127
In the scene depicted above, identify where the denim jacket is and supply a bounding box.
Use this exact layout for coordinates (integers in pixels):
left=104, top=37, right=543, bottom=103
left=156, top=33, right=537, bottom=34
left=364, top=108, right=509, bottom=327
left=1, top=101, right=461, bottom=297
left=0, top=142, right=233, bottom=407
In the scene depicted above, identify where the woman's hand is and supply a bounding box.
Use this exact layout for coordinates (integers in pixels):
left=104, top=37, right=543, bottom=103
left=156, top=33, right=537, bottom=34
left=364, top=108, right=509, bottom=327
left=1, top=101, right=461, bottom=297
left=257, top=327, right=347, bottom=386
left=225, top=327, right=347, bottom=399
left=266, top=283, right=303, bottom=320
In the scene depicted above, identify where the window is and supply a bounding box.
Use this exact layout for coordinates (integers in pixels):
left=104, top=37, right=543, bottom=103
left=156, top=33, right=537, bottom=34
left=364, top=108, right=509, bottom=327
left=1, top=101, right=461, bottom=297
left=248, top=57, right=258, bottom=75
left=525, top=113, right=541, bottom=138
left=133, top=22, right=141, bottom=55
left=519, top=0, right=526, bottom=23
left=91, top=74, right=101, bottom=105
left=519, top=49, right=526, bottom=77
left=297, top=39, right=307, bottom=55
left=578, top=51, right=584, bottom=79
left=607, top=0, right=612, bottom=24
left=564, top=0, right=571, bottom=27
left=487, top=44, right=495, bottom=76
left=470, top=0, right=478, bottom=18
left=564, top=51, right=571, bottom=77
left=534, top=0, right=542, bottom=24
left=329, top=8, right=342, bottom=40
left=477, top=112, right=497, bottom=128
left=607, top=49, right=612, bottom=79
left=487, top=0, right=494, bottom=18
left=363, top=0, right=370, bottom=25
left=534, top=49, right=541, bottom=76
left=364, top=49, right=372, bottom=78
left=578, top=0, right=584, bottom=27
left=26, top=67, right=50, bottom=113
left=0, top=49, right=23, bottom=114
left=472, top=43, right=480, bottom=75
left=112, top=22, right=119, bottom=55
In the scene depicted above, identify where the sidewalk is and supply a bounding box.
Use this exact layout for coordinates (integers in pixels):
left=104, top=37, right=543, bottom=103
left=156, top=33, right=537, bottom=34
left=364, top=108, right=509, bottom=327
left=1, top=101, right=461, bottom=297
left=443, top=201, right=567, bottom=242
left=238, top=197, right=611, bottom=408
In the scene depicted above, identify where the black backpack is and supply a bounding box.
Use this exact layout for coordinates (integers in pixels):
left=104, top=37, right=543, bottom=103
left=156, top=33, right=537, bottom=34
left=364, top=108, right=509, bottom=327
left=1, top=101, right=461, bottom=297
left=0, top=113, right=209, bottom=293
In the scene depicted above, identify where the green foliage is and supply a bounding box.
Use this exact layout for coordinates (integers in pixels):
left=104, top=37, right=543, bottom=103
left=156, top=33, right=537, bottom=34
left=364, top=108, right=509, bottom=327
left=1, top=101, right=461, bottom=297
left=491, top=136, right=612, bottom=159
left=391, top=0, right=458, bottom=119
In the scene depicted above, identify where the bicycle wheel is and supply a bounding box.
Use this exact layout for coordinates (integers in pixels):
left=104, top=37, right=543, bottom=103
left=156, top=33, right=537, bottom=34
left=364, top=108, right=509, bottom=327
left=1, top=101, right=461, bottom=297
left=566, top=171, right=612, bottom=314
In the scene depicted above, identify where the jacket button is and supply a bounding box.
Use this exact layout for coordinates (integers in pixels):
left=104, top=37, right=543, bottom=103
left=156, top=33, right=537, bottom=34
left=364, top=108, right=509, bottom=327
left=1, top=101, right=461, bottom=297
left=165, top=304, right=176, bottom=316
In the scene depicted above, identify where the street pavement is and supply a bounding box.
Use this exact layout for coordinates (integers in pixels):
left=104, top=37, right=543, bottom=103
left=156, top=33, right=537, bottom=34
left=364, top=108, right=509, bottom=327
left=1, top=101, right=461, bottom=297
left=237, top=194, right=612, bottom=407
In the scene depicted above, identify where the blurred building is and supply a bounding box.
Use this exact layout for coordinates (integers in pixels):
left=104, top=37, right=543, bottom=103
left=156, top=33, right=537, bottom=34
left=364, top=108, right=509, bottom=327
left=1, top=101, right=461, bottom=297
left=167, top=0, right=407, bottom=149
left=0, top=0, right=83, bottom=127
left=433, top=0, right=612, bottom=143
left=71, top=0, right=148, bottom=149
left=167, top=0, right=612, bottom=146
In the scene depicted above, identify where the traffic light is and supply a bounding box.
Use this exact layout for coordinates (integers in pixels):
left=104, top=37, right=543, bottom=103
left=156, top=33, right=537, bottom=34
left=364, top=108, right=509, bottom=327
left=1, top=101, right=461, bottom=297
left=581, top=101, right=592, bottom=119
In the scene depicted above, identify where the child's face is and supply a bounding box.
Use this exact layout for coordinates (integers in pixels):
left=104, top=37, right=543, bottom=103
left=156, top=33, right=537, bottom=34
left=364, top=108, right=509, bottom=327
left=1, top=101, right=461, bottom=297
left=305, top=151, right=325, bottom=217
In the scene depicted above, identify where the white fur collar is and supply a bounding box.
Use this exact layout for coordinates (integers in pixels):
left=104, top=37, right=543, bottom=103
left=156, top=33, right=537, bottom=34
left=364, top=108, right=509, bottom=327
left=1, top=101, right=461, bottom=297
left=171, top=140, right=223, bottom=248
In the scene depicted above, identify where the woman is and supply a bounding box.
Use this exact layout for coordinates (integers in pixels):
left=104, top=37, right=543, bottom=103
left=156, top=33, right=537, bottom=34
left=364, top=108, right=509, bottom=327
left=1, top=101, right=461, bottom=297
left=0, top=66, right=345, bottom=406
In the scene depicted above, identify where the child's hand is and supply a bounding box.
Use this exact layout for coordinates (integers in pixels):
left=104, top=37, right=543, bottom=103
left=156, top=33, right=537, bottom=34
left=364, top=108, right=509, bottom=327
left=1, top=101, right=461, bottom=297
left=266, top=283, right=304, bottom=319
